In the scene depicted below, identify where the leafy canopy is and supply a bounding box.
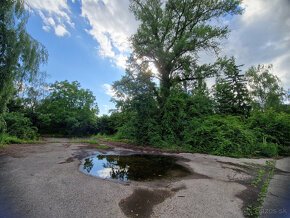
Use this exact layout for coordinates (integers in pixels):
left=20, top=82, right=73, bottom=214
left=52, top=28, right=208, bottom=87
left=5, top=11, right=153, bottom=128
left=130, top=0, right=242, bottom=104
left=0, top=0, right=48, bottom=114
left=245, top=64, right=285, bottom=111
left=38, top=81, right=99, bottom=135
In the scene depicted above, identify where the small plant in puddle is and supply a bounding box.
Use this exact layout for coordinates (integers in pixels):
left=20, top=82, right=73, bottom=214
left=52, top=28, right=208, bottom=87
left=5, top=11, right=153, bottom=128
left=245, top=160, right=276, bottom=218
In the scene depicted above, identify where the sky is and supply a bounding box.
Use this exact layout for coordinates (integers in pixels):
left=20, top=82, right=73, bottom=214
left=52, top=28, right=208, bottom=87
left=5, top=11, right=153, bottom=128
left=24, top=0, right=290, bottom=115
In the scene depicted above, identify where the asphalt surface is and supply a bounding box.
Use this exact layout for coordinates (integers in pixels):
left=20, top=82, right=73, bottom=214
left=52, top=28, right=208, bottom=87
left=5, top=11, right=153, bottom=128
left=260, top=157, right=290, bottom=218
left=0, top=139, right=289, bottom=218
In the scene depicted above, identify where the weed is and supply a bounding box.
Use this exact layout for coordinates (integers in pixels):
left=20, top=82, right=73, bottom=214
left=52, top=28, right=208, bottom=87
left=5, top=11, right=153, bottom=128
left=245, top=160, right=276, bottom=218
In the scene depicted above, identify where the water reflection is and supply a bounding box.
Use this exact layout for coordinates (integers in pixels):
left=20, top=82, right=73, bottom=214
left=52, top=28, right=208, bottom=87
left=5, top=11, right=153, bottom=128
left=81, top=154, right=191, bottom=182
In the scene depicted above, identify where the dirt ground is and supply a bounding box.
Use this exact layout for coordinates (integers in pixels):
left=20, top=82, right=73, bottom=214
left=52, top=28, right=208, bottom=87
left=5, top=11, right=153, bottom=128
left=0, top=138, right=289, bottom=218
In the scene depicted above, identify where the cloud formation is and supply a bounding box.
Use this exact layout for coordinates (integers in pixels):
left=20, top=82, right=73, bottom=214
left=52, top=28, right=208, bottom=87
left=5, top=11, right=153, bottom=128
left=25, top=0, right=73, bottom=37
left=103, top=83, right=116, bottom=98
left=26, top=0, right=289, bottom=89
left=223, top=0, right=290, bottom=89
left=81, top=0, right=139, bottom=68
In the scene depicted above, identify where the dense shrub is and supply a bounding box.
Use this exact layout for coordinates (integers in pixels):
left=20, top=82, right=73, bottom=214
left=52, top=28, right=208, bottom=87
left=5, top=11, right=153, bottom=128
left=161, top=91, right=187, bottom=145
left=256, top=141, right=278, bottom=157
left=183, top=115, right=257, bottom=157
left=0, top=134, right=23, bottom=144
left=3, top=112, right=37, bottom=139
left=248, top=110, right=290, bottom=147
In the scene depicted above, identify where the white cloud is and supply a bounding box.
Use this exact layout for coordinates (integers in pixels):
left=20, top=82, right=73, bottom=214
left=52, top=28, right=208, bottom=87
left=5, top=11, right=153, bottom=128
left=25, top=0, right=289, bottom=89
left=81, top=0, right=139, bottom=68
left=103, top=83, right=116, bottom=97
left=55, top=24, right=70, bottom=36
left=222, top=0, right=290, bottom=89
left=42, top=25, right=51, bottom=32
left=25, top=0, right=74, bottom=37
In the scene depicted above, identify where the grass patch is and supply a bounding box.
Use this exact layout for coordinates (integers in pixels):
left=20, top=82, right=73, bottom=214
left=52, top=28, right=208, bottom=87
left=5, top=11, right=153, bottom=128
left=89, top=140, right=99, bottom=144
left=71, top=139, right=99, bottom=144
left=245, top=160, right=276, bottom=217
left=0, top=134, right=46, bottom=146
left=96, top=145, right=109, bottom=149
left=93, top=134, right=135, bottom=144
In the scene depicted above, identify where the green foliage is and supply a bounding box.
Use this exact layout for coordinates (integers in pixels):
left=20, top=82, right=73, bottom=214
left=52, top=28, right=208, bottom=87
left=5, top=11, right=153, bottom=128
left=110, top=61, right=287, bottom=158
left=256, top=141, right=278, bottom=157
left=97, top=114, right=119, bottom=135
left=0, top=0, right=48, bottom=115
left=0, top=115, right=6, bottom=138
left=161, top=90, right=187, bottom=145
left=71, top=139, right=99, bottom=144
left=214, top=57, right=251, bottom=116
left=3, top=112, right=37, bottom=139
left=112, top=61, right=162, bottom=146
left=0, top=133, right=22, bottom=145
left=183, top=115, right=256, bottom=157
left=130, top=0, right=242, bottom=107
left=245, top=161, right=275, bottom=218
left=248, top=110, right=290, bottom=150
left=245, top=65, right=285, bottom=111
left=38, top=80, right=98, bottom=136
left=185, top=91, right=214, bottom=117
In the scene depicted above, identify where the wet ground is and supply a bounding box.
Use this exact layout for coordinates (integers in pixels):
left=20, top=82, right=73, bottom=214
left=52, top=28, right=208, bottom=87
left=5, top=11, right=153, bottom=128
left=0, top=138, right=289, bottom=218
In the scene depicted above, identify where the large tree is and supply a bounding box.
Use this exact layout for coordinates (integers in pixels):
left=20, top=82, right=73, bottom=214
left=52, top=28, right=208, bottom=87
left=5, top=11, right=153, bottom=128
left=129, top=0, right=242, bottom=107
left=0, top=0, right=48, bottom=134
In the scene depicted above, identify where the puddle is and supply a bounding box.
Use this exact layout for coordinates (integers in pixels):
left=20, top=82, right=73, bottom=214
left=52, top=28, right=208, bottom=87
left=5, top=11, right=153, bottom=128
left=119, top=188, right=171, bottom=218
left=79, top=153, right=191, bottom=182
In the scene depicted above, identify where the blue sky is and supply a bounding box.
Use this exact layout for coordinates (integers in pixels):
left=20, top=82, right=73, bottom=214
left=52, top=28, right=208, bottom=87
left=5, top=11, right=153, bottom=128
left=25, top=0, right=290, bottom=114
left=25, top=0, right=131, bottom=115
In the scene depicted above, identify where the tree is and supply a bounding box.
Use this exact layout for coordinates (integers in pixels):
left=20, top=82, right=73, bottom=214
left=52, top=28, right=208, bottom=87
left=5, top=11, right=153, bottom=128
left=112, top=59, right=161, bottom=145
left=129, top=0, right=242, bottom=108
left=38, top=81, right=99, bottom=135
left=0, top=0, right=47, bottom=135
left=214, top=57, right=251, bottom=115
left=245, top=64, right=285, bottom=111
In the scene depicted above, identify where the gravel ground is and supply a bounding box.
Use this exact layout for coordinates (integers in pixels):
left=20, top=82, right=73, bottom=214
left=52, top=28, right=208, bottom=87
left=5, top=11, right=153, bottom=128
left=0, top=139, right=288, bottom=218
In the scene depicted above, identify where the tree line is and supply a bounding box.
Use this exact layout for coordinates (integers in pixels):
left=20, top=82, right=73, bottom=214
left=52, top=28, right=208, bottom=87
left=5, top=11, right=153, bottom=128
left=0, top=0, right=289, bottom=157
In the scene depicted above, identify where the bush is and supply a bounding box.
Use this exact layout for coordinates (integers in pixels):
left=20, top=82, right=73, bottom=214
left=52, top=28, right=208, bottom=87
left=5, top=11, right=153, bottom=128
left=1, top=134, right=23, bottom=144
left=256, top=140, right=278, bottom=157
left=3, top=112, right=37, bottom=139
left=183, top=115, right=256, bottom=157
left=248, top=110, right=290, bottom=154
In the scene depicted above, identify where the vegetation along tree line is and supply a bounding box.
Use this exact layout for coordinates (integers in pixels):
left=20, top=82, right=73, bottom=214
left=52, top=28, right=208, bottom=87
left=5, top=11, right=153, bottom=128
left=0, top=0, right=289, bottom=158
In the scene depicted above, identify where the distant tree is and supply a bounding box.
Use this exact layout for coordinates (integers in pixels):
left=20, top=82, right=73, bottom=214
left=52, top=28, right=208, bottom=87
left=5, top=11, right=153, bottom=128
left=38, top=81, right=99, bottom=135
left=245, top=65, right=285, bottom=111
left=214, top=57, right=251, bottom=115
left=129, top=0, right=242, bottom=108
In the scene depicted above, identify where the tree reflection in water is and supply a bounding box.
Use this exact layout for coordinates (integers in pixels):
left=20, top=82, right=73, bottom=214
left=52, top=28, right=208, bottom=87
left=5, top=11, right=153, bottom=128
left=82, top=154, right=191, bottom=182
left=84, top=158, right=93, bottom=173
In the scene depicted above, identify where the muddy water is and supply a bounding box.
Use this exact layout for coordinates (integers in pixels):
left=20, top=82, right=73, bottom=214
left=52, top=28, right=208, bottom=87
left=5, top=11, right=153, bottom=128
left=79, top=153, right=191, bottom=182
